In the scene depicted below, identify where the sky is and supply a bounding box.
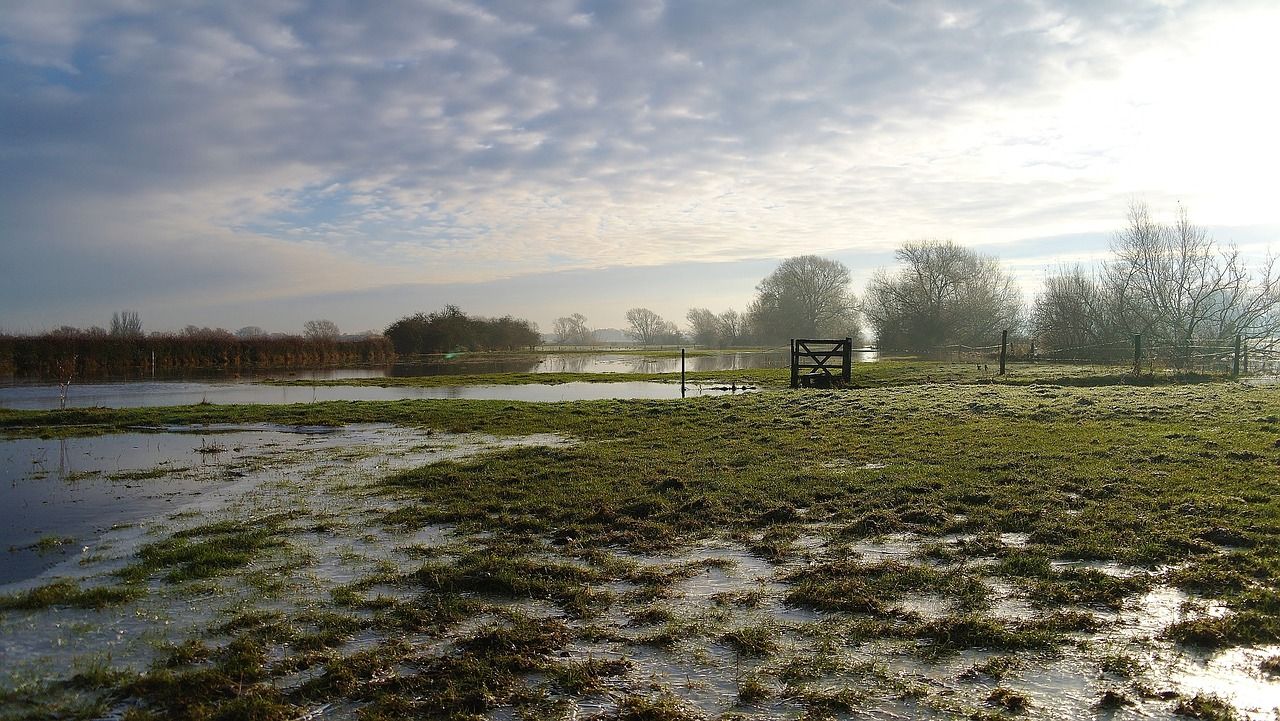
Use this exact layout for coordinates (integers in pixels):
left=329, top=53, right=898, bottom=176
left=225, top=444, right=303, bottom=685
left=2, top=0, right=1279, bottom=336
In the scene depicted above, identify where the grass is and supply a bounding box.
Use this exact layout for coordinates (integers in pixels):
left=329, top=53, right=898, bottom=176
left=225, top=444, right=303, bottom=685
left=2, top=361, right=1278, bottom=719
left=0, top=580, right=140, bottom=610
left=117, top=513, right=298, bottom=584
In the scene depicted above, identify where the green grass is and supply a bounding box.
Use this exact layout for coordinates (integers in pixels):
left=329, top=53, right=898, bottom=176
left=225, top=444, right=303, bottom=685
left=117, top=513, right=298, bottom=584
left=3, top=365, right=1278, bottom=720
left=0, top=580, right=140, bottom=610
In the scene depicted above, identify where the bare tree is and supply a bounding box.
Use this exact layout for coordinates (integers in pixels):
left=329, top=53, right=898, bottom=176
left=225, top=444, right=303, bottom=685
left=718, top=309, right=744, bottom=346
left=1105, top=202, right=1280, bottom=357
left=552, top=313, right=592, bottom=345
left=110, top=310, right=143, bottom=338
left=56, top=355, right=77, bottom=410
left=235, top=326, right=266, bottom=339
left=864, top=240, right=1022, bottom=350
left=625, top=308, right=670, bottom=345
left=746, top=256, right=859, bottom=344
left=303, top=319, right=341, bottom=341
left=686, top=308, right=720, bottom=346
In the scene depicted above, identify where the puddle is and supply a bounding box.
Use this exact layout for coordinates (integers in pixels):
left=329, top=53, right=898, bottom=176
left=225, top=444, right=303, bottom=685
left=0, top=425, right=573, bottom=680
left=848, top=533, right=922, bottom=562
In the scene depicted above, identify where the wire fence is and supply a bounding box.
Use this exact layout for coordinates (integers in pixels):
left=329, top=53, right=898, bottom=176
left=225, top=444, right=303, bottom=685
left=930, top=334, right=1270, bottom=377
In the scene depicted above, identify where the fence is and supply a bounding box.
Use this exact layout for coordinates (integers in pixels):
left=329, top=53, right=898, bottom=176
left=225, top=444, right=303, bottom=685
left=933, top=332, right=1261, bottom=377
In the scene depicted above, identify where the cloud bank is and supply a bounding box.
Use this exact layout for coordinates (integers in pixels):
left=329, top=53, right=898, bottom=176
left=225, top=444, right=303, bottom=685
left=1, top=0, right=1277, bottom=330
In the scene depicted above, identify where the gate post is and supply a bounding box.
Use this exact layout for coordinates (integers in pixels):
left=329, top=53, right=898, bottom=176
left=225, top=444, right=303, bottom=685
left=999, top=330, right=1008, bottom=375
left=842, top=337, right=852, bottom=383
left=790, top=339, right=799, bottom=388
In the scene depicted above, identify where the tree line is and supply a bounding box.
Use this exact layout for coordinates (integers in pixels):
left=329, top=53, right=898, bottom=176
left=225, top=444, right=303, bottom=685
left=1, top=324, right=394, bottom=377
left=549, top=203, right=1280, bottom=363
left=383, top=305, right=541, bottom=354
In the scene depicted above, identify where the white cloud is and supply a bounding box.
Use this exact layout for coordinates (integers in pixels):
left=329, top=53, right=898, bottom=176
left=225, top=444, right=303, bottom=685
left=1, top=0, right=1277, bottom=329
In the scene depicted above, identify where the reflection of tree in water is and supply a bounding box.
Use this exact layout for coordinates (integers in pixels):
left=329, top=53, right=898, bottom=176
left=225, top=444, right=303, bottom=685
left=58, top=438, right=69, bottom=480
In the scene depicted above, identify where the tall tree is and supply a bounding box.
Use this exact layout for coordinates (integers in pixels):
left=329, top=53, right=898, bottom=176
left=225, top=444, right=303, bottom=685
left=746, top=255, right=859, bottom=344
left=864, top=240, right=1022, bottom=350
left=625, top=308, right=673, bottom=345
left=1105, top=202, right=1280, bottom=350
left=109, top=310, right=143, bottom=338
left=718, top=309, right=744, bottom=346
left=686, top=308, right=720, bottom=346
left=553, top=313, right=592, bottom=345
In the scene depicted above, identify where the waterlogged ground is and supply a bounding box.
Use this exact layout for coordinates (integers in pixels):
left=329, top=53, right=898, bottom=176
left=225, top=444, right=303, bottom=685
left=2, top=376, right=1280, bottom=720
left=0, top=380, right=756, bottom=411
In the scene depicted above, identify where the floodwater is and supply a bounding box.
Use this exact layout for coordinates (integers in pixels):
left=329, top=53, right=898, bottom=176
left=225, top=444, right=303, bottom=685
left=1, top=428, right=1277, bottom=720
left=390, top=349, right=876, bottom=375
left=0, top=379, right=755, bottom=410
left=0, top=424, right=482, bottom=584
left=1, top=349, right=878, bottom=385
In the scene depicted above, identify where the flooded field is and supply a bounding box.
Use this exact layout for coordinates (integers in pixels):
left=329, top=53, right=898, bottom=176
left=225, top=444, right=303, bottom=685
left=0, top=379, right=754, bottom=410
left=3, top=411, right=1277, bottom=720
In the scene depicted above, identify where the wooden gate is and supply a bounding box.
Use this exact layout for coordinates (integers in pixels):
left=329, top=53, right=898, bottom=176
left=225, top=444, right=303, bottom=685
left=790, top=338, right=852, bottom=388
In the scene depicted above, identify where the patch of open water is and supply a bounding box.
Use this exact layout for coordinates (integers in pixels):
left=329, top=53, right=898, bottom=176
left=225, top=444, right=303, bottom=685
left=0, top=380, right=756, bottom=410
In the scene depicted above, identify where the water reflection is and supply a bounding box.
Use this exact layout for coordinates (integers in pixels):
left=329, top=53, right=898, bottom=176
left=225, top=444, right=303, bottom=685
left=1, top=349, right=878, bottom=386
left=1, top=431, right=264, bottom=583
left=0, top=380, right=755, bottom=410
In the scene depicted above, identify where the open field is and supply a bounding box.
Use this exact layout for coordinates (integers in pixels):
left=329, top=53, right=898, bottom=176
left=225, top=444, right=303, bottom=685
left=2, top=364, right=1278, bottom=719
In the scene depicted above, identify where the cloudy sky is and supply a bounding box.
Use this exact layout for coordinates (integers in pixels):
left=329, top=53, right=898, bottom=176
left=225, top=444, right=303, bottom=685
left=2, top=0, right=1278, bottom=335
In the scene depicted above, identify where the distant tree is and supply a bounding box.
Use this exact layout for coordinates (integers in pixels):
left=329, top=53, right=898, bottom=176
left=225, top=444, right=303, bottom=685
left=303, top=319, right=341, bottom=342
left=182, top=325, right=234, bottom=339
left=235, top=326, right=266, bottom=339
left=1032, top=266, right=1127, bottom=356
left=110, top=310, right=143, bottom=338
left=864, top=241, right=1022, bottom=351
left=383, top=306, right=539, bottom=354
left=686, top=308, right=720, bottom=346
left=625, top=308, right=671, bottom=345
left=746, top=256, right=860, bottom=344
left=718, top=309, right=744, bottom=346
left=553, top=313, right=592, bottom=345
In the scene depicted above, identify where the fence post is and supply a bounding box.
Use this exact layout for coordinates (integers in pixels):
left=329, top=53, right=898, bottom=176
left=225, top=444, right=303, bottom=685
left=842, top=337, right=852, bottom=384
left=999, top=330, right=1008, bottom=375
left=790, top=339, right=799, bottom=388
left=1233, top=335, right=1241, bottom=377
left=681, top=348, right=686, bottom=395
left=1243, top=340, right=1249, bottom=374
left=1133, top=333, right=1142, bottom=375
left=1029, top=340, right=1035, bottom=362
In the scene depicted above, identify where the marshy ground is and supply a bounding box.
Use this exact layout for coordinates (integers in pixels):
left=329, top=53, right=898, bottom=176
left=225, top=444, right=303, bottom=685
left=1, top=362, right=1278, bottom=720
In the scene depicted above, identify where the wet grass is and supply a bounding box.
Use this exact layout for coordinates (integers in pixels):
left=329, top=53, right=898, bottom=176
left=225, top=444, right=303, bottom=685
left=4, top=368, right=1280, bottom=719
left=106, top=466, right=189, bottom=482
left=117, top=513, right=299, bottom=584
left=0, top=580, right=140, bottom=610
